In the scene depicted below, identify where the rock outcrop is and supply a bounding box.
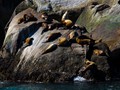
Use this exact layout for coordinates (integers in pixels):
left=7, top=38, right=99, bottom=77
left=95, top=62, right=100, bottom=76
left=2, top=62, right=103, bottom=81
left=0, top=0, right=120, bottom=83
left=0, top=0, right=23, bottom=48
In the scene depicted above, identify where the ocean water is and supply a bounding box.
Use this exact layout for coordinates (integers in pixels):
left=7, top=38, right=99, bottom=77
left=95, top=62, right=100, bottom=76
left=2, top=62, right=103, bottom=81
left=0, top=81, right=120, bottom=90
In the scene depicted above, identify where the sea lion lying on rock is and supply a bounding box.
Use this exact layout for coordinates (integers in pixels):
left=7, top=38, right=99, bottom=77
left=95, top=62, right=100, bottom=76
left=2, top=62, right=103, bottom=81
left=69, top=31, right=78, bottom=40
left=58, top=37, right=69, bottom=46
left=93, top=42, right=111, bottom=57
left=41, top=22, right=49, bottom=34
left=93, top=49, right=104, bottom=56
left=72, top=24, right=88, bottom=35
left=18, top=13, right=37, bottom=24
left=61, top=11, right=73, bottom=29
left=79, top=59, right=96, bottom=75
left=76, top=35, right=92, bottom=46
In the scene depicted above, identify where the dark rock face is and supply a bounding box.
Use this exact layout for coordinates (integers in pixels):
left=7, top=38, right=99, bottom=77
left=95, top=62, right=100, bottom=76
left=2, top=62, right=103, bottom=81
left=0, top=0, right=23, bottom=48
left=76, top=0, right=120, bottom=81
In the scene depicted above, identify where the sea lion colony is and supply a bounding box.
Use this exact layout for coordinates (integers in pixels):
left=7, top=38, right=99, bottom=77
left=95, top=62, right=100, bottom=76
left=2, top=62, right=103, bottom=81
left=17, top=11, right=110, bottom=66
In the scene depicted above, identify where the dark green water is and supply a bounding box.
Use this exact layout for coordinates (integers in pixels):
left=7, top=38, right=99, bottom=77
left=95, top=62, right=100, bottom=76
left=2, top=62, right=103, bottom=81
left=0, top=81, right=120, bottom=90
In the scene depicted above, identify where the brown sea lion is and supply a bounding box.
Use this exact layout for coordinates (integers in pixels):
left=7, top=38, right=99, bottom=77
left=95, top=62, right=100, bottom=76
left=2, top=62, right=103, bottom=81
left=18, top=17, right=24, bottom=24
left=18, top=37, right=34, bottom=52
left=40, top=12, right=48, bottom=20
left=18, top=13, right=37, bottom=24
left=85, top=59, right=95, bottom=65
left=76, top=36, right=91, bottom=46
left=83, top=59, right=96, bottom=72
left=25, top=37, right=34, bottom=45
left=23, top=13, right=37, bottom=23
left=76, top=35, right=101, bottom=46
left=41, top=22, right=49, bottom=34
left=44, top=32, right=61, bottom=42
left=58, top=37, right=69, bottom=46
left=62, top=19, right=73, bottom=28
left=61, top=11, right=73, bottom=28
left=16, top=37, right=34, bottom=55
left=69, top=31, right=78, bottom=40
left=79, top=59, right=96, bottom=76
left=93, top=49, right=103, bottom=56
left=42, top=44, right=58, bottom=55
left=93, top=42, right=110, bottom=57
left=72, top=24, right=88, bottom=35
left=48, top=20, right=63, bottom=30
left=40, top=12, right=52, bottom=23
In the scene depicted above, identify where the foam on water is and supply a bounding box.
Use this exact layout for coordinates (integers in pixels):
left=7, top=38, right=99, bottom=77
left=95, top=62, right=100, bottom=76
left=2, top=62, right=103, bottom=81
left=74, top=76, right=86, bottom=82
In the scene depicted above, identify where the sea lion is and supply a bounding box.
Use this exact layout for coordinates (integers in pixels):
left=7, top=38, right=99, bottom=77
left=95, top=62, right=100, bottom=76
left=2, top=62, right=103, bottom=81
left=93, top=42, right=110, bottom=57
left=83, top=59, right=96, bottom=72
left=25, top=37, right=34, bottom=45
left=68, top=31, right=78, bottom=40
left=40, top=12, right=48, bottom=20
left=76, top=35, right=92, bottom=46
left=23, top=13, right=37, bottom=23
left=62, top=19, right=73, bottom=28
left=93, top=49, right=103, bottom=56
left=85, top=59, right=95, bottom=66
left=58, top=37, right=69, bottom=46
left=75, top=35, right=100, bottom=47
left=79, top=59, right=96, bottom=75
left=18, top=13, right=37, bottom=24
left=18, top=17, right=24, bottom=24
left=40, top=12, right=52, bottom=23
left=41, top=22, right=49, bottom=34
left=44, top=32, right=61, bottom=42
left=61, top=11, right=73, bottom=28
left=48, top=19, right=63, bottom=30
left=48, top=23, right=57, bottom=30
left=72, top=24, right=88, bottom=35
left=16, top=37, right=34, bottom=55
left=42, top=44, right=58, bottom=55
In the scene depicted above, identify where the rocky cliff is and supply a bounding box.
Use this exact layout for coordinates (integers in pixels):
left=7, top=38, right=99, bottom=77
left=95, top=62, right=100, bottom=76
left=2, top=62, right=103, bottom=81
left=0, top=0, right=120, bottom=83
left=0, top=0, right=23, bottom=48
